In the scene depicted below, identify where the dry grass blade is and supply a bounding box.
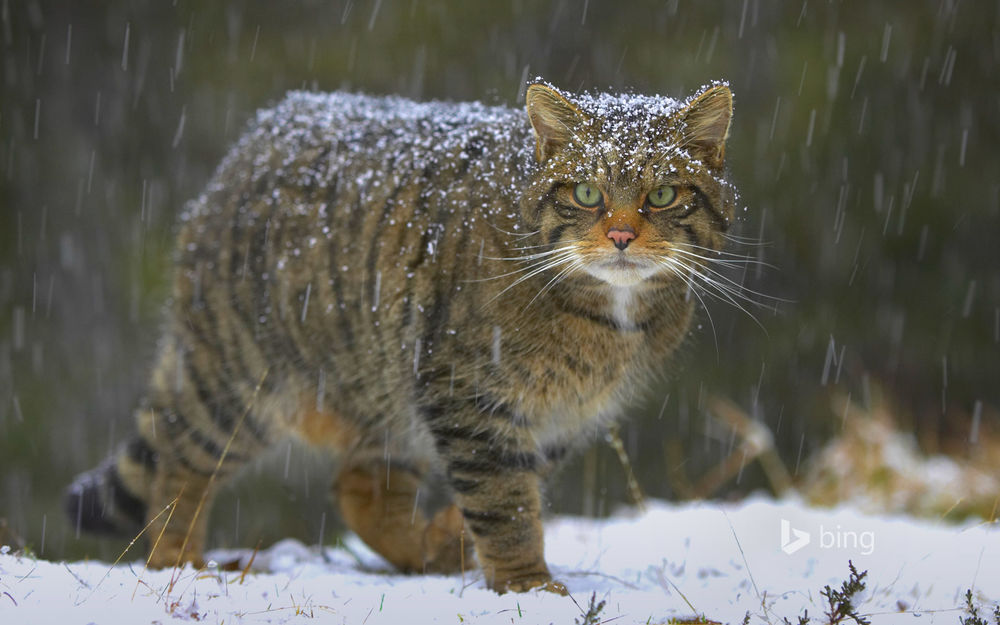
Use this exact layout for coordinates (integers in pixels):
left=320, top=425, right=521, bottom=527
left=651, top=564, right=699, bottom=615
left=71, top=496, right=178, bottom=604
left=237, top=540, right=263, bottom=584
left=135, top=496, right=181, bottom=602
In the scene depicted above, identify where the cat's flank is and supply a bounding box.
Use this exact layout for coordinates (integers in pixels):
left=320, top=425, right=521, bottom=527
left=66, top=79, right=735, bottom=593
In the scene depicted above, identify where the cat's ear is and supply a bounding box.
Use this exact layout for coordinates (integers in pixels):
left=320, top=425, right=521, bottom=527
left=525, top=83, right=586, bottom=163
left=677, top=84, right=733, bottom=169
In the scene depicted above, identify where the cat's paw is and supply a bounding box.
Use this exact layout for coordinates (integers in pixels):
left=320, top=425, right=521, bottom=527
left=421, top=505, right=473, bottom=574
left=513, top=578, right=569, bottom=595
left=498, top=573, right=569, bottom=595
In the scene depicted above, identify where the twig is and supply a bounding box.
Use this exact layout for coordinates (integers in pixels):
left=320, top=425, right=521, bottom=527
left=606, top=426, right=646, bottom=512
left=705, top=397, right=792, bottom=496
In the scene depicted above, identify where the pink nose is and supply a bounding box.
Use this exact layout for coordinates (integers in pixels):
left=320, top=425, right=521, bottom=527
left=607, top=227, right=636, bottom=250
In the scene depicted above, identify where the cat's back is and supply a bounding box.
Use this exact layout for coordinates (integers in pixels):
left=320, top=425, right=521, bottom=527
left=192, top=91, right=531, bottom=211
left=177, top=91, right=534, bottom=288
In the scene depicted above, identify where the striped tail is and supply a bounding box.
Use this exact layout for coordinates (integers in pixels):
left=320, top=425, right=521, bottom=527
left=64, top=436, right=158, bottom=537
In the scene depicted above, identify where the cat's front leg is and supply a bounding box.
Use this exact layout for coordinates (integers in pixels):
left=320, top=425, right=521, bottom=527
left=453, top=467, right=567, bottom=594
left=427, top=413, right=567, bottom=594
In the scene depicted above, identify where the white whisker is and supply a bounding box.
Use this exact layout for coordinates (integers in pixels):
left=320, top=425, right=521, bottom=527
left=524, top=258, right=583, bottom=311
left=670, top=247, right=773, bottom=271
left=721, top=232, right=771, bottom=247
left=675, top=241, right=774, bottom=263
left=480, top=247, right=574, bottom=263
left=481, top=249, right=579, bottom=308
left=658, top=256, right=768, bottom=333
left=659, top=256, right=720, bottom=354
left=465, top=247, right=577, bottom=283
left=507, top=237, right=587, bottom=252
left=485, top=221, right=538, bottom=239
left=670, top=251, right=786, bottom=305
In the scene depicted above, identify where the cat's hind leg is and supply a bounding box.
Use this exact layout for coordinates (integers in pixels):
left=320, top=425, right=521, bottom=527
left=138, top=338, right=276, bottom=569
left=333, top=454, right=470, bottom=574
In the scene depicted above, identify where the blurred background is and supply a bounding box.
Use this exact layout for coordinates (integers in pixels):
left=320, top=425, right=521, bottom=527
left=1, top=1, right=997, bottom=562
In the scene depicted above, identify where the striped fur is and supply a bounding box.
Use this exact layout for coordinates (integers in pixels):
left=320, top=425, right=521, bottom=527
left=65, top=81, right=735, bottom=593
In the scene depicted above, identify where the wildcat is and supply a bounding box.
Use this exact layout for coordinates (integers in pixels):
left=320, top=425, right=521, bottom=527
left=65, top=79, right=735, bottom=594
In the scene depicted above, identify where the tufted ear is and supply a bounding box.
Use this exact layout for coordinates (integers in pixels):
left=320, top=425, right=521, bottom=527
left=525, top=83, right=587, bottom=163
left=677, top=84, right=733, bottom=169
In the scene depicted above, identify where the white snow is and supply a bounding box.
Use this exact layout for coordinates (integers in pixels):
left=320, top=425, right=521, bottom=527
left=1, top=497, right=996, bottom=624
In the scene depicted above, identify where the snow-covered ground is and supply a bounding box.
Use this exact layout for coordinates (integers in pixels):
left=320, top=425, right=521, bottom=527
left=1, top=497, right=996, bottom=624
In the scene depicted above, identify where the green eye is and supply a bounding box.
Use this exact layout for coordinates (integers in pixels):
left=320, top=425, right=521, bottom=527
left=647, top=185, right=677, bottom=209
left=573, top=182, right=602, bottom=208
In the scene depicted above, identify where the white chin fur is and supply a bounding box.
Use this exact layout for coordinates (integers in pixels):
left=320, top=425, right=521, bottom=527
left=583, top=260, right=659, bottom=287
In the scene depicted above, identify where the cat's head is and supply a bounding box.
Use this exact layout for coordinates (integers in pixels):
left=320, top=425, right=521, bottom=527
left=520, top=81, right=735, bottom=288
